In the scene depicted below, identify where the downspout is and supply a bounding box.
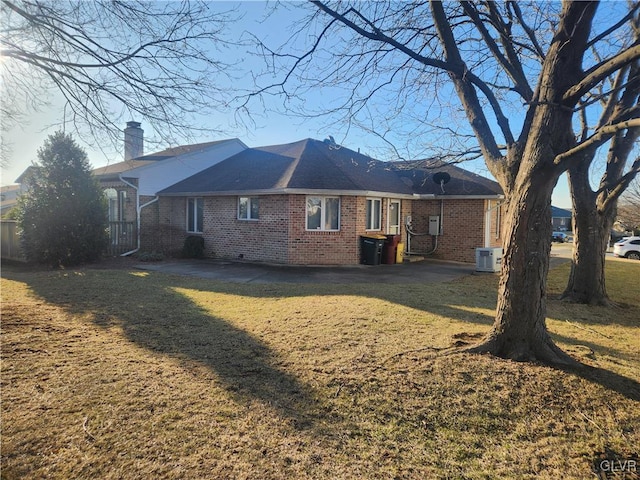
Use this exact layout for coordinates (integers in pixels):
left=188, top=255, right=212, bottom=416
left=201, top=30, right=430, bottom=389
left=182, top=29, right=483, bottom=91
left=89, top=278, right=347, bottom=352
left=118, top=174, right=159, bottom=256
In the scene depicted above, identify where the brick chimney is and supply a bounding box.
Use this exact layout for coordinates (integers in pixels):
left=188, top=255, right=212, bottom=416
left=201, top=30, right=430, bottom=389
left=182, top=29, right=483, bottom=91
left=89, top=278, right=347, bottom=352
left=124, top=121, right=144, bottom=160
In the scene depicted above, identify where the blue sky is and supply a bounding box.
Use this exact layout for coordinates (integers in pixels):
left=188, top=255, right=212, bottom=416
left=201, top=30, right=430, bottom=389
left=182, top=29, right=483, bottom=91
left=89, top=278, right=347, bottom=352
left=0, top=1, right=574, bottom=208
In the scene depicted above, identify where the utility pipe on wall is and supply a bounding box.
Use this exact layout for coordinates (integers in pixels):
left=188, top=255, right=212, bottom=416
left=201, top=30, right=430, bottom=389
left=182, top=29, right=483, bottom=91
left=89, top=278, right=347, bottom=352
left=405, top=199, right=444, bottom=256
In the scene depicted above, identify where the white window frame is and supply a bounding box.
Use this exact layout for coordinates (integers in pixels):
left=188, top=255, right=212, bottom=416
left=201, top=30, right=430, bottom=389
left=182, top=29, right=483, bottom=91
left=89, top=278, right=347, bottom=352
left=238, top=196, right=259, bottom=221
left=187, top=197, right=204, bottom=233
left=104, top=188, right=118, bottom=222
left=387, top=199, right=401, bottom=234
left=306, top=196, right=340, bottom=231
left=365, top=198, right=382, bottom=231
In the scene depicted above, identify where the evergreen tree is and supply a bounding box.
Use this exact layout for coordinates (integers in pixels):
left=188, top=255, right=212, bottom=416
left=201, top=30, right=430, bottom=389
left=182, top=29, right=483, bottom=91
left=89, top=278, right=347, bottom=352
left=17, top=132, right=108, bottom=266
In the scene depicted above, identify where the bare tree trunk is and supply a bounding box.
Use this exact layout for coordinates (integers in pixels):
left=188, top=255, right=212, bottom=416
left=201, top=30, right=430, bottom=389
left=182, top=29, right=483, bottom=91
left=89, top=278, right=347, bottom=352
left=468, top=172, right=578, bottom=365
left=561, top=163, right=614, bottom=305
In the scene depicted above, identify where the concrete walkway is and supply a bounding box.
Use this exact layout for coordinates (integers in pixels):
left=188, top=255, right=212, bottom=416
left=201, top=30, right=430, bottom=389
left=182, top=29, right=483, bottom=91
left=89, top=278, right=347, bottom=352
left=135, top=257, right=479, bottom=284
left=134, top=245, right=572, bottom=285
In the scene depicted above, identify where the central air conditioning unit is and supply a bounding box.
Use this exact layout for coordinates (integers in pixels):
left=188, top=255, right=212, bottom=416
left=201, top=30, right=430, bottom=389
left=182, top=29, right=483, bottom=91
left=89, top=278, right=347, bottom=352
left=475, top=247, right=503, bottom=273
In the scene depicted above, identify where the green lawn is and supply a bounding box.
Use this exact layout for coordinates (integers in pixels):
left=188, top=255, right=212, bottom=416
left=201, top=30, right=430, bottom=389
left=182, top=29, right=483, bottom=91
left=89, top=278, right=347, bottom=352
left=1, top=259, right=638, bottom=479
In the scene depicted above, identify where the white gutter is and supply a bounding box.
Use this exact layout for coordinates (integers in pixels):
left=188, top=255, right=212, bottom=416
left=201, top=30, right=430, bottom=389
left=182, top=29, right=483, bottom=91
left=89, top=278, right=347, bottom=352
left=158, top=188, right=504, bottom=201
left=118, top=174, right=159, bottom=257
left=158, top=188, right=425, bottom=199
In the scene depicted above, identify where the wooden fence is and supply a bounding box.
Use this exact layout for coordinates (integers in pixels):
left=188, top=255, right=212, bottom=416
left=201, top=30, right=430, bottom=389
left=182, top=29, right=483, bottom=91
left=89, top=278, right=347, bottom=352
left=1, top=220, right=25, bottom=261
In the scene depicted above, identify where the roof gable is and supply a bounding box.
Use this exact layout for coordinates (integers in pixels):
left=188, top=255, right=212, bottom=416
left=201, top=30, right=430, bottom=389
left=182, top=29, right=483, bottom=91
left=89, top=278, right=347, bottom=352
left=131, top=139, right=233, bottom=162
left=163, top=147, right=296, bottom=194
left=93, top=139, right=244, bottom=179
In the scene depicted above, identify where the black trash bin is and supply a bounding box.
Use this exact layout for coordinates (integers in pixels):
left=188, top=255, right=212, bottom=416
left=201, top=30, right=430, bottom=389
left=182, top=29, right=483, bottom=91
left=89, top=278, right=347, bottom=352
left=360, top=235, right=385, bottom=265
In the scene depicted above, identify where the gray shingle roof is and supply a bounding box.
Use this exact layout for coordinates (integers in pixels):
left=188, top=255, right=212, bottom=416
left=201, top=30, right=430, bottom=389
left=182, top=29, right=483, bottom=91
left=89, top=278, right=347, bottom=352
left=392, top=159, right=503, bottom=196
left=160, top=139, right=413, bottom=195
left=132, top=140, right=231, bottom=162
left=551, top=206, right=572, bottom=218
left=159, top=138, right=503, bottom=198
left=93, top=160, right=156, bottom=177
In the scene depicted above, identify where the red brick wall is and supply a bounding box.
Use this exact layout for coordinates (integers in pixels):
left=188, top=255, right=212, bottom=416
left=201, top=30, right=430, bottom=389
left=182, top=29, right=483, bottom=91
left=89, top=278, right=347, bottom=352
left=409, top=199, right=488, bottom=263
left=487, top=200, right=505, bottom=249
left=154, top=197, right=189, bottom=256
left=287, top=196, right=410, bottom=265
left=287, top=195, right=359, bottom=265
left=156, top=196, right=290, bottom=262
left=157, top=194, right=413, bottom=265
left=201, top=195, right=290, bottom=263
left=155, top=194, right=499, bottom=264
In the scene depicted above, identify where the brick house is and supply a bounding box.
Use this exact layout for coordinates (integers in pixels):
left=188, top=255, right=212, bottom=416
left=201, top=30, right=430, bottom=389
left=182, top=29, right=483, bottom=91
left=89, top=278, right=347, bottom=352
left=157, top=138, right=505, bottom=264
left=92, top=122, right=247, bottom=254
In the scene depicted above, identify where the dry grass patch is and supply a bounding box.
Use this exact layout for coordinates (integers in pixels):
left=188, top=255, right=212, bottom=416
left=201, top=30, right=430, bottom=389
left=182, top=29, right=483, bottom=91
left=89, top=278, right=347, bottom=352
left=1, top=260, right=639, bottom=479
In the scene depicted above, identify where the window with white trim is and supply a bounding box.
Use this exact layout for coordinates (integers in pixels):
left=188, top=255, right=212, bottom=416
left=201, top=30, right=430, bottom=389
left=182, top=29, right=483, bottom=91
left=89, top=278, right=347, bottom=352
left=306, top=196, right=340, bottom=231
left=187, top=197, right=204, bottom=233
left=365, top=198, right=382, bottom=230
left=104, top=188, right=127, bottom=221
left=238, top=197, right=259, bottom=220
left=104, top=188, right=118, bottom=221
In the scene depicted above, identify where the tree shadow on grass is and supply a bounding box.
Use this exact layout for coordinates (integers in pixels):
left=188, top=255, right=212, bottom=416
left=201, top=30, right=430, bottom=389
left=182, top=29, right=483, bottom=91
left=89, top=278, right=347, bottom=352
left=6, top=265, right=640, bottom=405
left=139, top=275, right=640, bottom=403
left=559, top=363, right=640, bottom=402
left=8, top=269, right=335, bottom=431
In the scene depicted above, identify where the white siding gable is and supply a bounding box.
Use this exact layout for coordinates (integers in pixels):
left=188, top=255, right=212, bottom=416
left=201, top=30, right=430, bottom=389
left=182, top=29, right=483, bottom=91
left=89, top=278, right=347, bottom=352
left=125, top=139, right=248, bottom=196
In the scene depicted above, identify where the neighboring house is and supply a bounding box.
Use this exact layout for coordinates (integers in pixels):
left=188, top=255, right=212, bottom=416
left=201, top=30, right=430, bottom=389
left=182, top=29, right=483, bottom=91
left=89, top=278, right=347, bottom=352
left=551, top=206, right=573, bottom=232
left=92, top=122, right=248, bottom=254
left=0, top=184, right=22, bottom=217
left=156, top=138, right=505, bottom=265
left=2, top=166, right=39, bottom=217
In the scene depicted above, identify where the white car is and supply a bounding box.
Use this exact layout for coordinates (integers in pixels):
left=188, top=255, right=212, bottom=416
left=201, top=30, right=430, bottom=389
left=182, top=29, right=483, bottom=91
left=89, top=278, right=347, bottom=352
left=613, top=236, right=640, bottom=260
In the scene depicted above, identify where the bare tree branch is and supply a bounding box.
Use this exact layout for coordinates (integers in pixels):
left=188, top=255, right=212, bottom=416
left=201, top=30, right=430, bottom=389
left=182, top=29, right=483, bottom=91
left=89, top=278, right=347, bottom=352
left=555, top=119, right=640, bottom=166
left=563, top=44, right=640, bottom=104
left=0, top=0, right=240, bottom=157
left=310, top=0, right=516, bottom=151
left=507, top=1, right=546, bottom=61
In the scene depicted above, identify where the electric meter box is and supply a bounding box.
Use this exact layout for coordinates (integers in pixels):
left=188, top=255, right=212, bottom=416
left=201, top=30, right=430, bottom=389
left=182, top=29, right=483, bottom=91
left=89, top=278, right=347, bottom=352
left=429, top=216, right=441, bottom=236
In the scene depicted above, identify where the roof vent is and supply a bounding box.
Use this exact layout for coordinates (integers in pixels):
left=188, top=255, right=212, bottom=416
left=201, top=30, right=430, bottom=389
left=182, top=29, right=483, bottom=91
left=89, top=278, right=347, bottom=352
left=323, top=135, right=341, bottom=150
left=433, top=171, right=451, bottom=194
